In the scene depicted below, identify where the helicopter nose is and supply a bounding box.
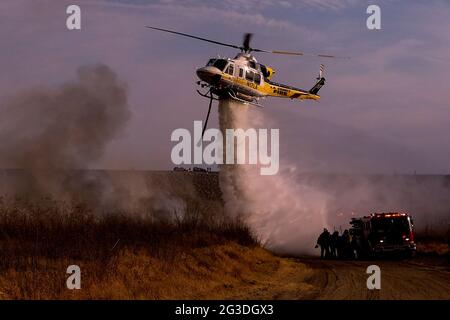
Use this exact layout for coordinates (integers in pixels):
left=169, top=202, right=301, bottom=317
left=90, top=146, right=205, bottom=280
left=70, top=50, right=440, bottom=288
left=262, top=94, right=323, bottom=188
left=196, top=66, right=221, bottom=83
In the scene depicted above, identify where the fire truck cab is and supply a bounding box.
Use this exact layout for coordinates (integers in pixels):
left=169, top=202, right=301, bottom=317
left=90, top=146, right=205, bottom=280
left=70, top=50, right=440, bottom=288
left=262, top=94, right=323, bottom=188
left=350, top=212, right=416, bottom=258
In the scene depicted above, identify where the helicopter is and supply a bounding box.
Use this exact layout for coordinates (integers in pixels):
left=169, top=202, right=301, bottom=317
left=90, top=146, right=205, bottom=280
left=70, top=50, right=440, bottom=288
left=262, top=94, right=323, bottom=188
left=146, top=26, right=348, bottom=135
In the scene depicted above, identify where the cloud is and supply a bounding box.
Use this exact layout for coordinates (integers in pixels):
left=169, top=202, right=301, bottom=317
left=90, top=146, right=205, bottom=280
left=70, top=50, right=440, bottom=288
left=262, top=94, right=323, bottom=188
left=97, top=0, right=320, bottom=39
left=107, top=0, right=393, bottom=12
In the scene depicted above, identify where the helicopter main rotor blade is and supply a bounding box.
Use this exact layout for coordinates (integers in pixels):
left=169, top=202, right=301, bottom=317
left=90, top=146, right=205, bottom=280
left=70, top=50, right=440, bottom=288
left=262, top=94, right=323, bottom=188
left=255, top=48, right=350, bottom=59
left=146, top=26, right=241, bottom=51
left=146, top=26, right=350, bottom=58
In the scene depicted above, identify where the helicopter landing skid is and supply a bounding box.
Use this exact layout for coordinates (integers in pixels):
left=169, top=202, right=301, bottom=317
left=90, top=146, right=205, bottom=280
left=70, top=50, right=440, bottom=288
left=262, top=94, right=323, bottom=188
left=227, top=90, right=263, bottom=108
left=196, top=80, right=262, bottom=107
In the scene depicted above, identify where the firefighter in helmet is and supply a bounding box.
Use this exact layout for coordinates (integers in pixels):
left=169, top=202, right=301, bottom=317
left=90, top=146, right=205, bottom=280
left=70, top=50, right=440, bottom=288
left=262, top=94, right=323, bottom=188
left=316, top=228, right=331, bottom=259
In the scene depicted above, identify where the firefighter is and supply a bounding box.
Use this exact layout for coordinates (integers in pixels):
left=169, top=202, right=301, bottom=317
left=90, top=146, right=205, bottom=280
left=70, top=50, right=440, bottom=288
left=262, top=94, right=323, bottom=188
left=330, top=231, right=339, bottom=258
left=336, top=232, right=344, bottom=258
left=341, top=229, right=351, bottom=259
left=351, top=233, right=359, bottom=259
left=316, top=228, right=331, bottom=259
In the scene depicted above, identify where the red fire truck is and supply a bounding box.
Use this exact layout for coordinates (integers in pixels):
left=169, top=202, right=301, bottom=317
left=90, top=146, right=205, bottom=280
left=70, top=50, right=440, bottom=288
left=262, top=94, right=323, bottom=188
left=349, top=212, right=416, bottom=258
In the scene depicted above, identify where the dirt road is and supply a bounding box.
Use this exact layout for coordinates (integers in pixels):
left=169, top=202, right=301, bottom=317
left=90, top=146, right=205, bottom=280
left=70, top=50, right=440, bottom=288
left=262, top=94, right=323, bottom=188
left=301, top=256, right=450, bottom=300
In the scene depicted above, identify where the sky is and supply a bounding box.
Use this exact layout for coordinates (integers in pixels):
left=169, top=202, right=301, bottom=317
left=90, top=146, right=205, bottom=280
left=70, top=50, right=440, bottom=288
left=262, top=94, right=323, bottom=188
left=1, top=0, right=450, bottom=174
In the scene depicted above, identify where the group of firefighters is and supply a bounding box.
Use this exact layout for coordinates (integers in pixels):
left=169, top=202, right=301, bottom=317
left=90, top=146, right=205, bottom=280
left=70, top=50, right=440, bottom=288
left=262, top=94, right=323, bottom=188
left=316, top=228, right=356, bottom=259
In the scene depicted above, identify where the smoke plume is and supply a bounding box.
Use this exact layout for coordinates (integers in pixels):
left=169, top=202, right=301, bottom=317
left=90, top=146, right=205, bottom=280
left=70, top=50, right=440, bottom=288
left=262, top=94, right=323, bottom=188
left=0, top=64, right=132, bottom=208
left=218, top=100, right=329, bottom=254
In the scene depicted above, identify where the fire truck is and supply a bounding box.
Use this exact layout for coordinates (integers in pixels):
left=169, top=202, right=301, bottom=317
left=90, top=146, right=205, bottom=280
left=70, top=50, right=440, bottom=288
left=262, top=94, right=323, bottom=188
left=349, top=212, right=417, bottom=258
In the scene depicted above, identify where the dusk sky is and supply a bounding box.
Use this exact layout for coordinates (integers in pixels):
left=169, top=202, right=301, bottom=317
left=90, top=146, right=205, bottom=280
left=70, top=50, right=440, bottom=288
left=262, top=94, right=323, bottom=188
left=1, top=0, right=450, bottom=174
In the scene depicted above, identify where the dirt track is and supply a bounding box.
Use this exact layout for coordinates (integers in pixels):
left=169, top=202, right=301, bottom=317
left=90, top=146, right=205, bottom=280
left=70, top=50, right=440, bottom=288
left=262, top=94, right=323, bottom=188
left=300, top=256, right=450, bottom=300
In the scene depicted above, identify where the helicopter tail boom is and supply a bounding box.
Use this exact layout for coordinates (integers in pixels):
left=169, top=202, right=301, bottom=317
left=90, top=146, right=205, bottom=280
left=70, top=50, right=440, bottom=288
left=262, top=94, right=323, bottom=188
left=264, top=64, right=325, bottom=100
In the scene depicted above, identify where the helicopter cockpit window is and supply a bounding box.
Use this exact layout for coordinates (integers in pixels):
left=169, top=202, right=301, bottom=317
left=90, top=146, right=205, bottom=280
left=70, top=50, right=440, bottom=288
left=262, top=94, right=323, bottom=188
left=249, top=61, right=256, bottom=69
left=211, top=59, right=228, bottom=71
left=206, top=59, right=216, bottom=66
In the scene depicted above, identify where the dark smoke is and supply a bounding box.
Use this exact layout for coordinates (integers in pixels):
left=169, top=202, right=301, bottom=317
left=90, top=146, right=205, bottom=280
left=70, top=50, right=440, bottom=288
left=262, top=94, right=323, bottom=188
left=0, top=64, right=131, bottom=207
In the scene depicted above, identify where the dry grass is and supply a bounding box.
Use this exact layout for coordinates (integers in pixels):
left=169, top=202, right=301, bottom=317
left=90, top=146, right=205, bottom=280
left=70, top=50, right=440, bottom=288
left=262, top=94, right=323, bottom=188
left=415, top=230, right=450, bottom=256
left=416, top=242, right=449, bottom=256
left=0, top=242, right=315, bottom=300
left=0, top=197, right=315, bottom=299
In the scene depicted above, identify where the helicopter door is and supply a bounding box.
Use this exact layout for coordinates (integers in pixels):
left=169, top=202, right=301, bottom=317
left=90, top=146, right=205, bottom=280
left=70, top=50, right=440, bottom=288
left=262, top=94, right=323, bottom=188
left=239, top=68, right=244, bottom=78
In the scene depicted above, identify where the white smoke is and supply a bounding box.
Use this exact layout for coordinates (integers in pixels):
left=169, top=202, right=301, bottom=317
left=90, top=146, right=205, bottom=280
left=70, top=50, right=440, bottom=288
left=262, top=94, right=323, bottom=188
left=218, top=99, right=330, bottom=255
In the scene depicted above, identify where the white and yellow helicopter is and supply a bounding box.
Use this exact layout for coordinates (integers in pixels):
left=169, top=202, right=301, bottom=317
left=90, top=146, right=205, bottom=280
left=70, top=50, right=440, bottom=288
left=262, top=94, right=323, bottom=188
left=146, top=26, right=348, bottom=134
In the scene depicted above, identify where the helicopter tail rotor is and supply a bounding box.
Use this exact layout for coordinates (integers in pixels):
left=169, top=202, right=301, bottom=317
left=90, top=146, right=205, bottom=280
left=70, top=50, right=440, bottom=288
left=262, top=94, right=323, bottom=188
left=318, top=64, right=325, bottom=79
